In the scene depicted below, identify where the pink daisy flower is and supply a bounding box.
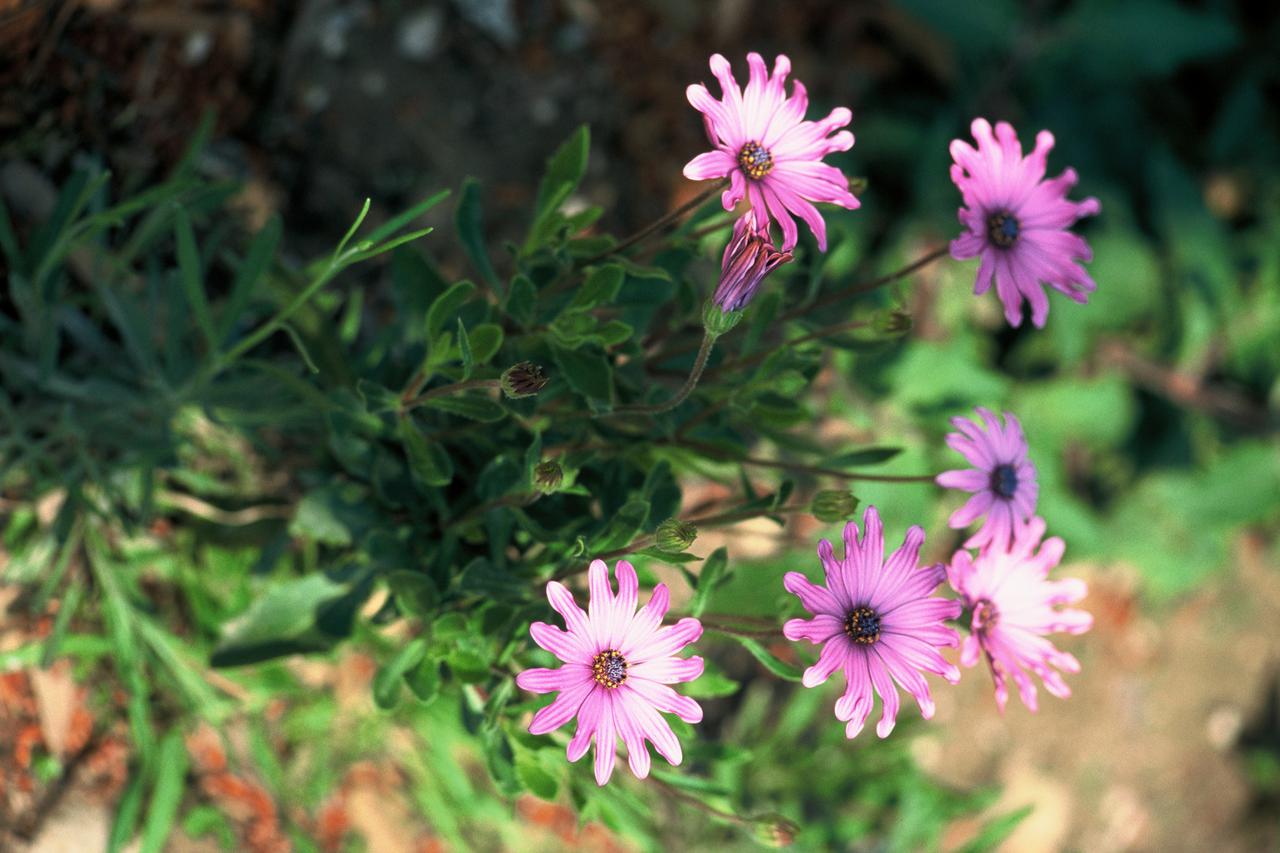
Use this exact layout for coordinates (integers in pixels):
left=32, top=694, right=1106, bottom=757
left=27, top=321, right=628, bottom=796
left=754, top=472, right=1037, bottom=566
left=949, top=118, right=1101, bottom=328
left=946, top=517, right=1092, bottom=712
left=683, top=52, right=859, bottom=252
left=714, top=210, right=793, bottom=312
left=782, top=506, right=961, bottom=739
left=516, top=559, right=704, bottom=786
left=936, top=407, right=1038, bottom=552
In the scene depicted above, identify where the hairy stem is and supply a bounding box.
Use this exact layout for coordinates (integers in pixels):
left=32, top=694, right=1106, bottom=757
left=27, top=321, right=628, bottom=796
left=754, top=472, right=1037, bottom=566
left=678, top=439, right=937, bottom=483
left=606, top=328, right=717, bottom=417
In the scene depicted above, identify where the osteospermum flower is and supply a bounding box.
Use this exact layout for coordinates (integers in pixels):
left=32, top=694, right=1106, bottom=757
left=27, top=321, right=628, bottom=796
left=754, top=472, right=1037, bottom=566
left=783, top=506, right=961, bottom=739
left=516, top=559, right=704, bottom=785
left=946, top=517, right=1092, bottom=712
left=714, top=211, right=793, bottom=311
left=683, top=52, right=859, bottom=252
left=949, top=118, right=1101, bottom=327
left=937, top=407, right=1037, bottom=552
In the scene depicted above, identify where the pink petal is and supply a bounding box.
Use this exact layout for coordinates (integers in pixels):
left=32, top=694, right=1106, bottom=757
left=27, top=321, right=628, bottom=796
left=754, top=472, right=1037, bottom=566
left=567, top=690, right=605, bottom=762
left=782, top=614, right=842, bottom=645
left=867, top=655, right=901, bottom=738
left=530, top=621, right=588, bottom=663
left=936, top=468, right=989, bottom=492
left=529, top=679, right=594, bottom=736
left=683, top=149, right=735, bottom=181
left=628, top=655, right=704, bottom=684
left=783, top=571, right=842, bottom=617
left=516, top=665, right=585, bottom=694
left=592, top=694, right=617, bottom=785
left=627, top=617, right=702, bottom=663
left=802, top=637, right=846, bottom=688
left=626, top=677, right=703, bottom=724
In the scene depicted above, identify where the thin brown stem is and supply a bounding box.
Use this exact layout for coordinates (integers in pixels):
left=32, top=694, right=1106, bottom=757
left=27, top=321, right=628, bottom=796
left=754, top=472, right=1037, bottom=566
left=779, top=244, right=949, bottom=322
left=678, top=439, right=937, bottom=483
left=649, top=774, right=749, bottom=826
left=403, top=378, right=500, bottom=411
left=701, top=621, right=783, bottom=640
left=578, top=179, right=728, bottom=266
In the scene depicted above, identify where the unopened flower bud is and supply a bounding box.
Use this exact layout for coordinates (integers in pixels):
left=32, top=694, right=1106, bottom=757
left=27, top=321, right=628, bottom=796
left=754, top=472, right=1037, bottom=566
left=848, top=175, right=869, bottom=196
left=501, top=361, right=548, bottom=398
left=752, top=813, right=800, bottom=848
left=875, top=309, right=912, bottom=336
left=533, top=460, right=563, bottom=493
left=655, top=518, right=697, bottom=553
left=712, top=212, right=793, bottom=314
left=810, top=489, right=859, bottom=523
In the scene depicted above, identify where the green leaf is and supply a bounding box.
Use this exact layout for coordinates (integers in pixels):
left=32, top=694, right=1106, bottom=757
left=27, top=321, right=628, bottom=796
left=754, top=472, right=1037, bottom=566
left=220, top=214, right=281, bottom=344
left=528, top=125, right=590, bottom=248
left=736, top=637, right=804, bottom=682
left=290, top=491, right=354, bottom=546
left=456, top=177, right=499, bottom=286
left=424, top=394, right=507, bottom=422
left=829, top=447, right=904, bottom=468
left=426, top=280, right=477, bottom=344
left=516, top=756, right=559, bottom=800
left=467, top=323, right=504, bottom=365
left=505, top=274, right=537, bottom=327
left=386, top=570, right=439, bottom=616
left=211, top=574, right=363, bottom=667
left=140, top=730, right=189, bottom=853
left=174, top=206, right=217, bottom=351
left=568, top=264, right=624, bottom=311
left=689, top=546, right=728, bottom=618
left=483, top=728, right=522, bottom=797
left=457, top=318, right=474, bottom=379
left=552, top=345, right=614, bottom=405
left=400, top=417, right=453, bottom=487
left=592, top=498, right=649, bottom=552
left=364, top=189, right=451, bottom=247
left=405, top=657, right=442, bottom=705
left=373, top=638, right=429, bottom=710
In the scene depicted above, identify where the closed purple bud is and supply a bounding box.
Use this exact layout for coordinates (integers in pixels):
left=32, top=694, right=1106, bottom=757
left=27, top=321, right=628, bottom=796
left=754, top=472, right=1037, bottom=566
left=713, top=213, right=793, bottom=312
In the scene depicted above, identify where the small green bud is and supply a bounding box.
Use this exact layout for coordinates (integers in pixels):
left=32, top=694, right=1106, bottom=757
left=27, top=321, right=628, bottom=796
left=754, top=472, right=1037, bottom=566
left=810, top=489, right=859, bottom=523
left=655, top=518, right=698, bottom=553
left=752, top=813, right=800, bottom=848
left=533, top=460, right=563, bottom=493
left=702, top=300, right=743, bottom=337
left=874, top=309, right=912, bottom=336
left=501, top=361, right=548, bottom=398
left=848, top=176, right=869, bottom=196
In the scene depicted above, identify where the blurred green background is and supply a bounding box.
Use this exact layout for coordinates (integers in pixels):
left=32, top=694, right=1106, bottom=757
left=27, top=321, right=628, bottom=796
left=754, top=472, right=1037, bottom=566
left=1, top=1, right=1278, bottom=851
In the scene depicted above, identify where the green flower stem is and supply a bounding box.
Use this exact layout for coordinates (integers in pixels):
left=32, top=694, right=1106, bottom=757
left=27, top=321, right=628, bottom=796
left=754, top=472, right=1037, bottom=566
left=702, top=318, right=871, bottom=380
left=402, top=378, right=501, bottom=411
left=605, top=328, right=717, bottom=417
left=678, top=438, right=938, bottom=483
left=578, top=178, right=728, bottom=266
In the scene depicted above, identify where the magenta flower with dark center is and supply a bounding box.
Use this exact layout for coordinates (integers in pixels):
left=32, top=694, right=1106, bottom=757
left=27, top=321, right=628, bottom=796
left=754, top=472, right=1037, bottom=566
left=946, top=517, right=1092, bottom=712
left=683, top=52, right=859, bottom=252
left=783, top=506, right=961, bottom=739
left=949, top=118, right=1101, bottom=327
left=516, top=559, right=704, bottom=785
left=714, top=211, right=794, bottom=312
left=936, top=407, right=1038, bottom=552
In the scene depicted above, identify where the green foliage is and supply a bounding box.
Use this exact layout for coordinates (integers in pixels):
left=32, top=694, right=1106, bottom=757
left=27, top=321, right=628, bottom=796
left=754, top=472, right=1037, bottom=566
left=3, top=5, right=1279, bottom=846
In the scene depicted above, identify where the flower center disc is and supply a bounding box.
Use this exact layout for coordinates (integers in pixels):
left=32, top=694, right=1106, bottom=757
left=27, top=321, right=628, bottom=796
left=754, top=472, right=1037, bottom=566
left=737, top=141, right=774, bottom=180
left=591, top=649, right=628, bottom=689
left=990, top=463, right=1019, bottom=499
left=987, top=211, right=1020, bottom=248
left=843, top=606, right=881, bottom=645
left=973, top=599, right=999, bottom=631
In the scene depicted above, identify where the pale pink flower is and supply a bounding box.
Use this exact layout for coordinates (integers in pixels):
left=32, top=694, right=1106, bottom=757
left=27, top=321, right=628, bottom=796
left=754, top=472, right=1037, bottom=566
left=949, top=118, right=1101, bottom=327
left=516, top=559, right=704, bottom=785
left=683, top=52, right=859, bottom=252
left=783, top=506, right=961, bottom=739
left=714, top=210, right=793, bottom=311
left=937, top=407, right=1037, bottom=553
left=946, top=517, right=1092, bottom=712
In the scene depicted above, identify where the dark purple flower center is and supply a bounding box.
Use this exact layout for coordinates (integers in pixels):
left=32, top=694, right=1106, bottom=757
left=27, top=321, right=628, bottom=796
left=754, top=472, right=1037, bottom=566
left=987, top=211, right=1020, bottom=248
left=591, top=649, right=628, bottom=689
left=973, top=599, right=999, bottom=631
left=843, top=606, right=881, bottom=645
left=737, top=141, right=774, bottom=180
left=990, top=463, right=1019, bottom=499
